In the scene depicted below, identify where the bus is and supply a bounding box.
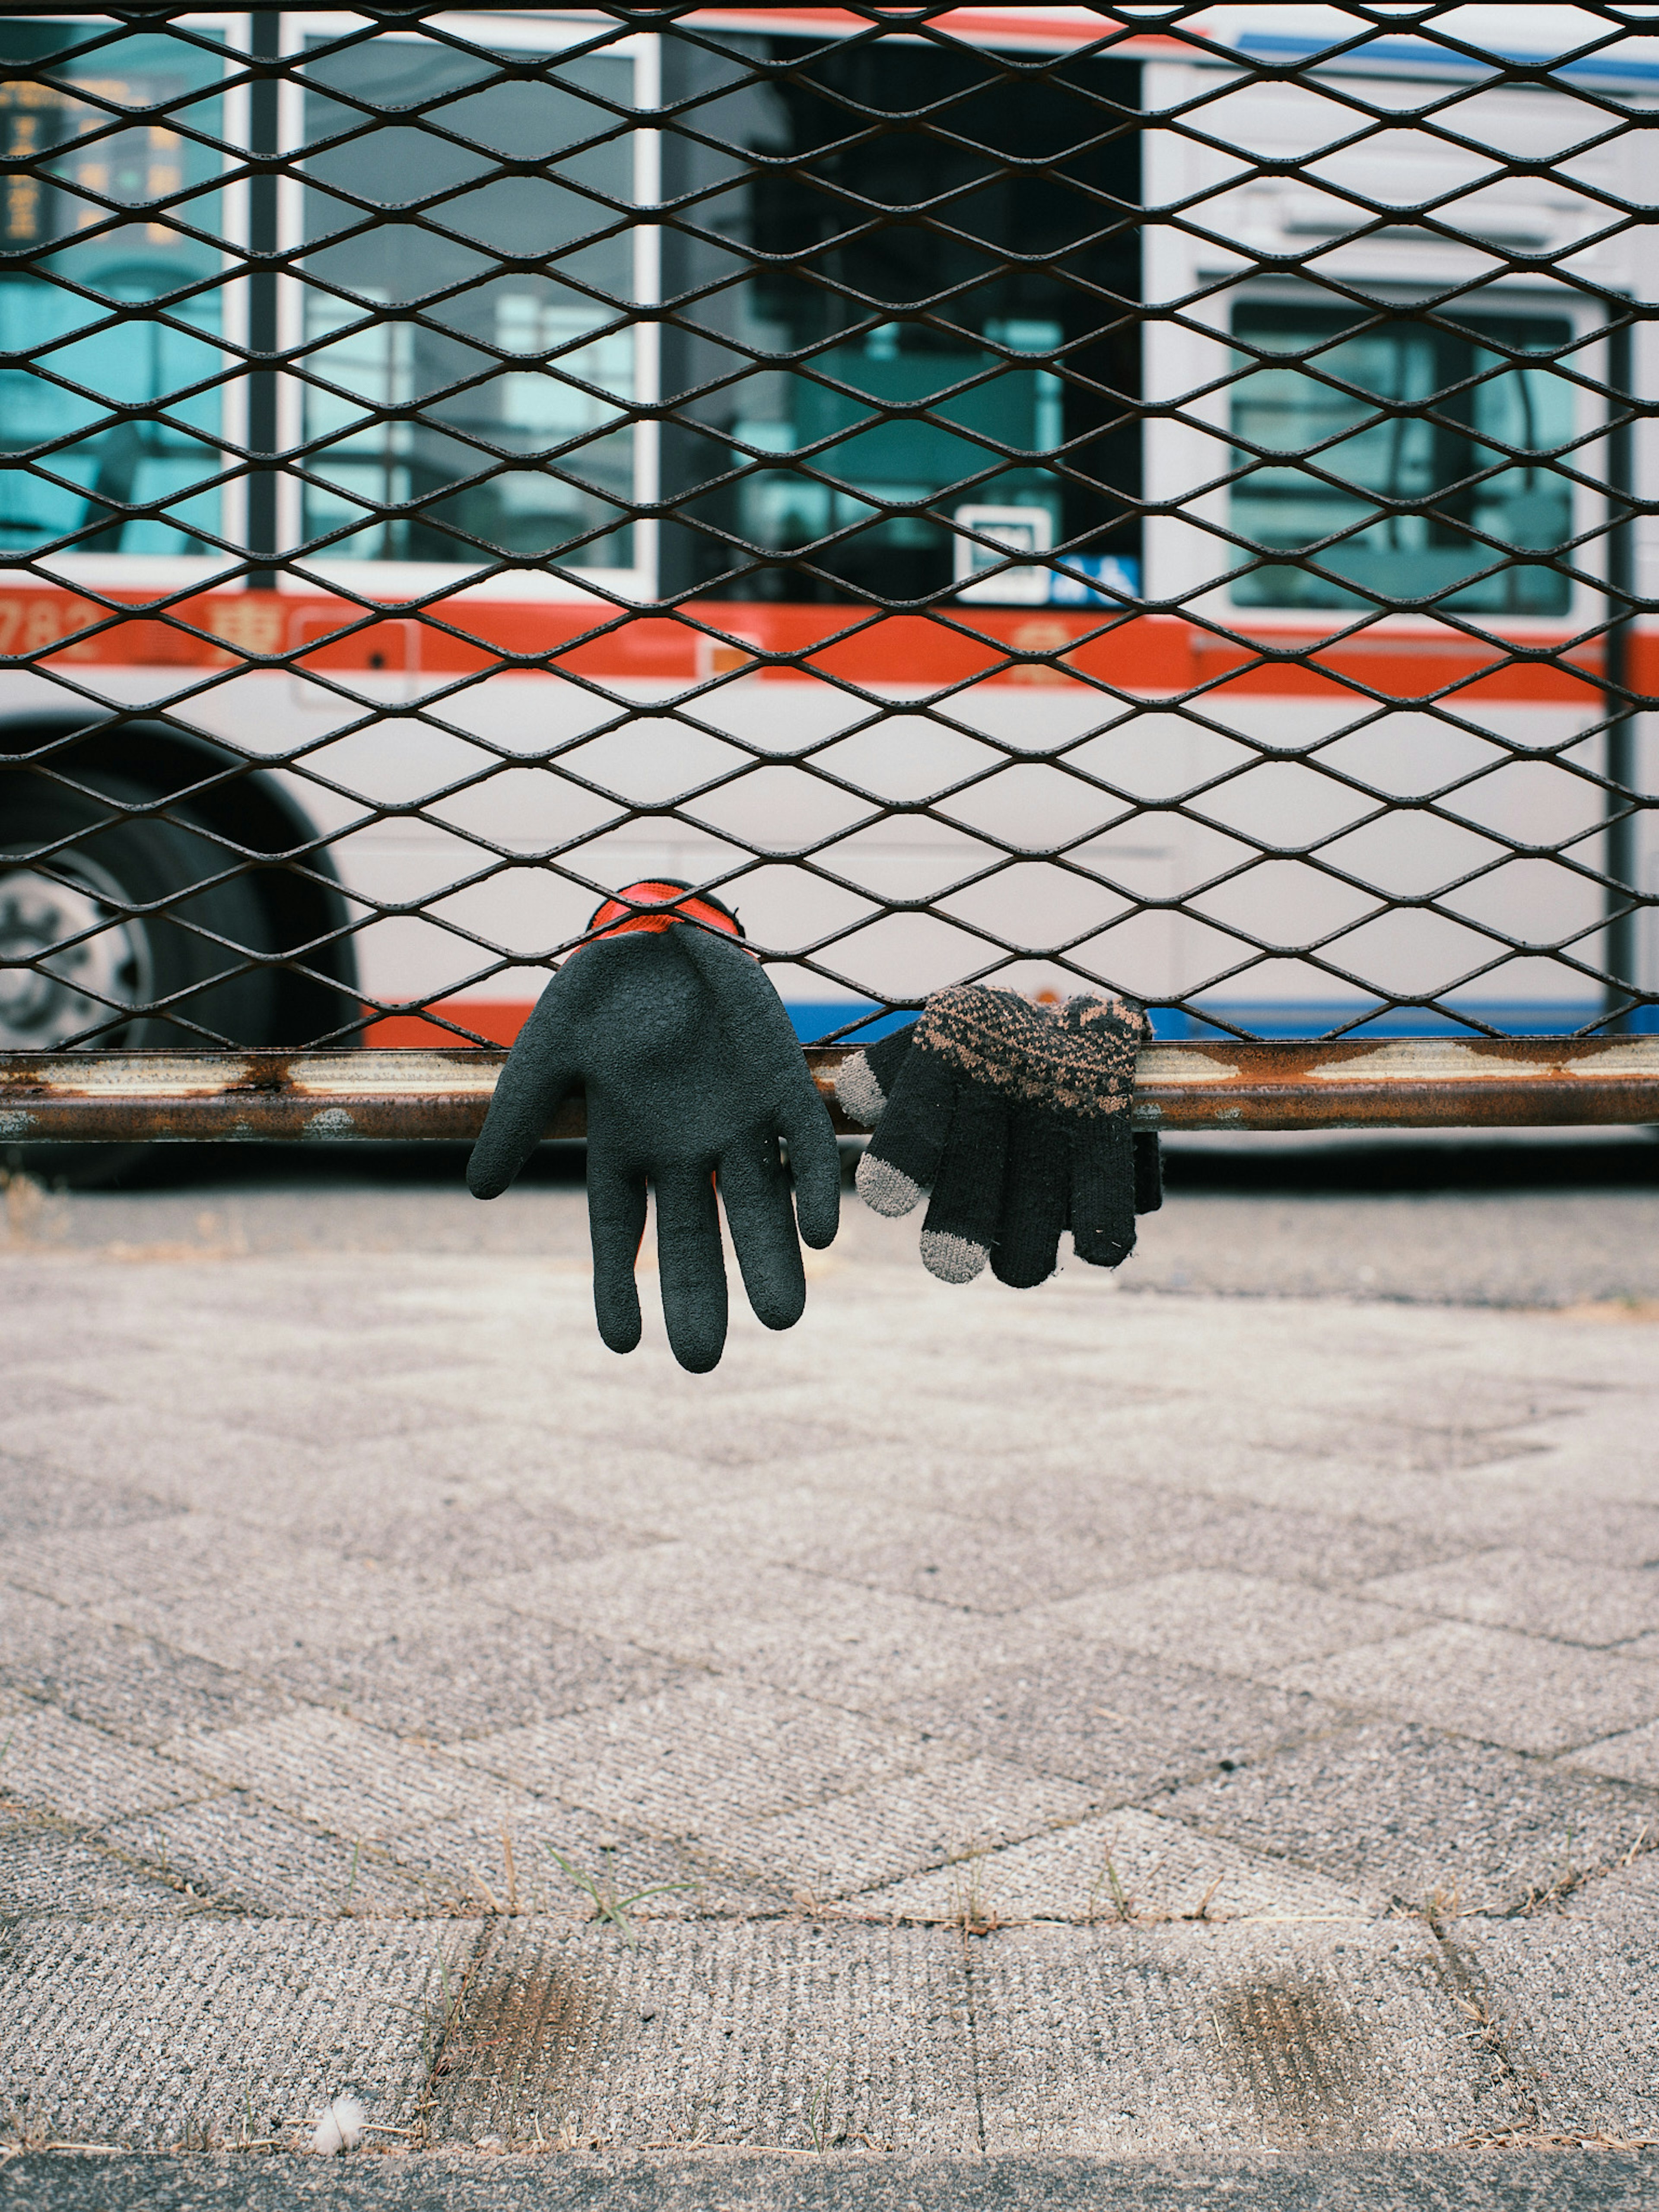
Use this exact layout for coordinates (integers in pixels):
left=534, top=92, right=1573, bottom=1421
left=3, top=5, right=1655, bottom=1072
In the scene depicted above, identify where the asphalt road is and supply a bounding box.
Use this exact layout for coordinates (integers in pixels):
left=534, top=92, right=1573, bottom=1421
left=6, top=2153, right=1659, bottom=2212
left=8, top=1131, right=1659, bottom=1311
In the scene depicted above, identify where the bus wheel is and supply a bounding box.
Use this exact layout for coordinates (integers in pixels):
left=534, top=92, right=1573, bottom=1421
left=1, top=776, right=277, bottom=1189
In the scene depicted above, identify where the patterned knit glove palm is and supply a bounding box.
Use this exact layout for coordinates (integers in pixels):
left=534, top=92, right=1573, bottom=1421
left=469, top=921, right=840, bottom=1373
left=836, top=987, right=1158, bottom=1287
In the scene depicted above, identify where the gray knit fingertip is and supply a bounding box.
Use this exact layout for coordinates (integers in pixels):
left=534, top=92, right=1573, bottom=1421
left=834, top=1050, right=888, bottom=1128
left=855, top=1151, right=923, bottom=1217
left=919, top=1229, right=988, bottom=1284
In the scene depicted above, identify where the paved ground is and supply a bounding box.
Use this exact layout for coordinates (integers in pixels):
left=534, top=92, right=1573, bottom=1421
left=5, top=1137, right=1659, bottom=2193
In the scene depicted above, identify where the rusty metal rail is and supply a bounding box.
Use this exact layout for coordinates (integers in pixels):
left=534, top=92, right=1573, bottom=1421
left=4, top=1040, right=1658, bottom=1146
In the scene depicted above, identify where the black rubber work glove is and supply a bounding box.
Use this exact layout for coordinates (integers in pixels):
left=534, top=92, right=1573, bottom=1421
left=468, top=890, right=839, bottom=1373
left=835, top=987, right=1160, bottom=1288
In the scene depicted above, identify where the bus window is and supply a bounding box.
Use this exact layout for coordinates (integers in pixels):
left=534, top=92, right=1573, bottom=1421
left=0, top=19, right=225, bottom=559
left=660, top=34, right=1140, bottom=606
left=1228, top=302, right=1575, bottom=616
left=298, top=34, right=638, bottom=574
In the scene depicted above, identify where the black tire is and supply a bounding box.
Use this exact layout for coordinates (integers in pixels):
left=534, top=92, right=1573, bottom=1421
left=2, top=773, right=277, bottom=1188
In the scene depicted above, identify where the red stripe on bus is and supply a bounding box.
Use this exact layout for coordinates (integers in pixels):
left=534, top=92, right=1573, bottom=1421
left=364, top=1003, right=534, bottom=1050
left=0, top=587, right=1642, bottom=705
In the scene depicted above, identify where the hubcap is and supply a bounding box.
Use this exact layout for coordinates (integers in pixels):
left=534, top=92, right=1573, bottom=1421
left=0, top=858, right=153, bottom=1049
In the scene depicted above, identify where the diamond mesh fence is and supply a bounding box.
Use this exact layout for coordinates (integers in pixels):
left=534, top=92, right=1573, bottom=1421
left=0, top=3, right=1655, bottom=1085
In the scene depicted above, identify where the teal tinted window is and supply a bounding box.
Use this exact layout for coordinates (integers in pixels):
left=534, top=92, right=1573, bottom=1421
left=0, top=20, right=226, bottom=556
left=659, top=35, right=1140, bottom=605
left=299, top=38, right=637, bottom=570
left=1229, top=304, right=1575, bottom=615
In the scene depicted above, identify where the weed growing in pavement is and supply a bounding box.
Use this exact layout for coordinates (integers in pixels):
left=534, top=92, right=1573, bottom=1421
left=544, top=1846, right=691, bottom=1943
left=416, top=1946, right=470, bottom=2080
left=1087, top=1846, right=1136, bottom=1924
left=802, top=2078, right=837, bottom=2154
left=464, top=1860, right=504, bottom=1914
left=1083, top=1840, right=1226, bottom=1927
left=948, top=1847, right=1001, bottom=1936
left=1454, top=2126, right=1659, bottom=2151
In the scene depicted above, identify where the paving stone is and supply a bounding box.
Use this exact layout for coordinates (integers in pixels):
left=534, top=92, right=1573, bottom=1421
left=36, top=1355, right=482, bottom=1452
left=475, top=1544, right=823, bottom=1654
left=968, top=1920, right=1526, bottom=2152
left=1559, top=1717, right=1659, bottom=1788
left=1274, top=1623, right=1659, bottom=1755
left=9, top=1517, right=454, bottom=1672
left=1466, top=1864, right=1659, bottom=2139
left=878, top=1643, right=1328, bottom=1801
left=1156, top=1723, right=1657, bottom=1913
left=717, top=1588, right=1055, bottom=1710
left=1166, top=1508, right=1468, bottom=1590
left=423, top=1919, right=980, bottom=2152
left=771, top=1456, right=1219, bottom=1539
left=1415, top=1497, right=1659, bottom=1568
left=158, top=1708, right=513, bottom=1843
left=0, top=1588, right=81, bottom=1669
left=863, top=1808, right=1370, bottom=1928
left=450, top=1680, right=927, bottom=1836
left=699, top=1755, right=1097, bottom=1902
left=1360, top=1550, right=1659, bottom=1647
left=270, top=1620, right=684, bottom=1742
left=0, top=1620, right=292, bottom=1748
left=0, top=1916, right=466, bottom=2148
left=388, top=1800, right=781, bottom=1922
left=3, top=1375, right=112, bottom=1421
left=303, top=1494, right=651, bottom=1586
left=104, top=1796, right=439, bottom=1919
left=0, top=1406, right=324, bottom=1508
left=0, top=1694, right=212, bottom=1827
left=1042, top=1572, right=1421, bottom=1676
left=0, top=1813, right=196, bottom=1919
left=0, top=1457, right=174, bottom=1537
left=416, top=1916, right=1525, bottom=2154
left=671, top=1493, right=1147, bottom=1614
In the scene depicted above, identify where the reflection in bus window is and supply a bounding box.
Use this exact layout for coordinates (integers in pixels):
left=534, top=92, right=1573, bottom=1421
left=662, top=34, right=1140, bottom=606
left=1229, top=302, right=1575, bottom=615
left=0, top=21, right=225, bottom=557
left=299, top=36, right=637, bottom=572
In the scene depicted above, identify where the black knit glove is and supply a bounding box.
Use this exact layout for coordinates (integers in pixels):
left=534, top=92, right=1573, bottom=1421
left=836, top=988, right=1159, bottom=1287
left=468, top=894, right=839, bottom=1373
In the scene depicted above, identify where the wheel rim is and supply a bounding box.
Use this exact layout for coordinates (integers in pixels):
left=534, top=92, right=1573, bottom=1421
left=0, top=854, right=154, bottom=1049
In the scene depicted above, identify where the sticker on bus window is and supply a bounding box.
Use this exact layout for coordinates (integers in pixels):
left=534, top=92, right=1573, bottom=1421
left=952, top=505, right=1055, bottom=604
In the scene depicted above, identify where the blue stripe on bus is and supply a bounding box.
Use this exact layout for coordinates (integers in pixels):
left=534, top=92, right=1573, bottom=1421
left=782, top=1002, right=1652, bottom=1044
left=1234, top=32, right=1659, bottom=84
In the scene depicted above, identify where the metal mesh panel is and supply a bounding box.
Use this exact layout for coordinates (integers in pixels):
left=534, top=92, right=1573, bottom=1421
left=1, top=3, right=1655, bottom=1076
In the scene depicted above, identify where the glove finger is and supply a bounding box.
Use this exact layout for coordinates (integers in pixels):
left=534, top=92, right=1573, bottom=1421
left=586, top=1148, right=648, bottom=1355
left=1133, top=1130, right=1163, bottom=1215
left=991, top=1108, right=1070, bottom=1288
left=719, top=1138, right=806, bottom=1332
left=855, top=1047, right=957, bottom=1217
left=653, top=1163, right=727, bottom=1373
left=779, top=1080, right=842, bottom=1251
left=920, top=1087, right=1007, bottom=1283
left=834, top=1021, right=917, bottom=1128
left=467, top=969, right=579, bottom=1199
left=1071, top=1111, right=1138, bottom=1269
